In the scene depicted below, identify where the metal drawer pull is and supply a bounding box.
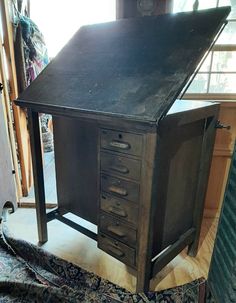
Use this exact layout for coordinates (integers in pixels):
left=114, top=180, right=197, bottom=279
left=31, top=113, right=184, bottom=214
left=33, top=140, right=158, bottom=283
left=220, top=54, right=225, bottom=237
left=108, top=185, right=128, bottom=196
left=107, top=226, right=126, bottom=237
left=109, top=141, right=130, bottom=150
left=110, top=165, right=129, bottom=174
left=108, top=206, right=127, bottom=217
left=107, top=246, right=124, bottom=257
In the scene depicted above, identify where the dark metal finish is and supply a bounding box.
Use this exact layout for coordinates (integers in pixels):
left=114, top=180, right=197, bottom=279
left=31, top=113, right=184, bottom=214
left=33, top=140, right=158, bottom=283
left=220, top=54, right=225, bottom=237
left=27, top=110, right=47, bottom=243
left=215, top=120, right=231, bottom=130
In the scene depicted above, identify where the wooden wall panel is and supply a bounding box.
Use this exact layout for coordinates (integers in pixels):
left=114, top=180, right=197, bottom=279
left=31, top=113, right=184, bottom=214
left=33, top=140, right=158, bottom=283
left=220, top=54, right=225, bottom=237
left=0, top=0, right=32, bottom=197
left=0, top=11, right=21, bottom=198
left=204, top=101, right=236, bottom=216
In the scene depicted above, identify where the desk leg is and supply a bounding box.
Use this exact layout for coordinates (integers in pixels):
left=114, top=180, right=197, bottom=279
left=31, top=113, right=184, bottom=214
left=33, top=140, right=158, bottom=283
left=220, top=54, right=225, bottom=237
left=136, top=132, right=157, bottom=292
left=136, top=247, right=152, bottom=292
left=28, top=110, right=48, bottom=243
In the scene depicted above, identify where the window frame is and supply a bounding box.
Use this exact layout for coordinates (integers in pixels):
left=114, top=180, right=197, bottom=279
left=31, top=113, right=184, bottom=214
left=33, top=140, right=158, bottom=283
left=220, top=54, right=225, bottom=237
left=173, top=1, right=236, bottom=99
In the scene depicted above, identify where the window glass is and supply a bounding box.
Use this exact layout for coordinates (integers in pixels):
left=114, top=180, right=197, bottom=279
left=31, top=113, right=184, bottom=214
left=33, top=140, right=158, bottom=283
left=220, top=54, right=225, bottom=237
left=199, top=52, right=212, bottom=72
left=219, top=0, right=236, bottom=19
left=212, top=51, right=236, bottom=71
left=173, top=0, right=193, bottom=13
left=209, top=73, right=236, bottom=92
left=216, top=21, right=236, bottom=44
left=187, top=74, right=209, bottom=93
left=30, top=0, right=116, bottom=57
left=173, top=0, right=236, bottom=95
left=173, top=0, right=217, bottom=13
left=198, top=0, right=218, bottom=10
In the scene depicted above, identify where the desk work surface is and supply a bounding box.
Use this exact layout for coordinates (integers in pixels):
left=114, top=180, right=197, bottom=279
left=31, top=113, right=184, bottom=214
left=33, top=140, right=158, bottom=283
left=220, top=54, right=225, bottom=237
left=15, top=7, right=229, bottom=123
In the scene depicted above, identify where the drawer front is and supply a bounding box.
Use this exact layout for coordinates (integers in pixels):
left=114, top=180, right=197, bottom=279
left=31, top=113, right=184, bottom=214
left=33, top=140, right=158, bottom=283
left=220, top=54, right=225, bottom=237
left=101, top=175, right=139, bottom=203
left=100, top=129, right=143, bottom=157
left=100, top=193, right=139, bottom=226
left=99, top=212, right=137, bottom=246
left=101, top=152, right=141, bottom=181
left=98, top=233, right=136, bottom=267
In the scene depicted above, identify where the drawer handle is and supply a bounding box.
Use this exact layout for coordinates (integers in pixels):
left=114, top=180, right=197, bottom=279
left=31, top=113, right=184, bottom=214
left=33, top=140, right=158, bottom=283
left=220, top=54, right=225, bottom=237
left=107, top=226, right=126, bottom=238
left=108, top=206, right=127, bottom=218
left=107, top=246, right=125, bottom=258
left=110, top=165, right=129, bottom=174
left=109, top=141, right=130, bottom=150
left=108, top=185, right=128, bottom=196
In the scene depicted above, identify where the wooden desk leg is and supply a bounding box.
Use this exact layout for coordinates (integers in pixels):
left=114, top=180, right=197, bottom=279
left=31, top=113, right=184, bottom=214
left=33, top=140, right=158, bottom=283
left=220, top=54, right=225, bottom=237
left=136, top=247, right=152, bottom=292
left=136, top=132, right=157, bottom=293
left=28, top=110, right=48, bottom=243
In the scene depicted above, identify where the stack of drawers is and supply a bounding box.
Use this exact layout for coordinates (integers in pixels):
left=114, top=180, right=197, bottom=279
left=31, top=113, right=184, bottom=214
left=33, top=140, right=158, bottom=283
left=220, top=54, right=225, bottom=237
left=98, top=128, right=143, bottom=267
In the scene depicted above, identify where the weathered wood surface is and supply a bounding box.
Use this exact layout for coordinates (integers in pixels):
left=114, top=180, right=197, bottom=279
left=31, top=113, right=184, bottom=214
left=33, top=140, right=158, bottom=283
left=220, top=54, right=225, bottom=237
left=15, top=8, right=230, bottom=123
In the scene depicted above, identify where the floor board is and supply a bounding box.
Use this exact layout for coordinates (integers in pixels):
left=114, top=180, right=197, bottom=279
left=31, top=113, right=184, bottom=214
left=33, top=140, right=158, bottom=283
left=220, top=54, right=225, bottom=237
left=21, top=151, right=57, bottom=204
left=5, top=208, right=218, bottom=292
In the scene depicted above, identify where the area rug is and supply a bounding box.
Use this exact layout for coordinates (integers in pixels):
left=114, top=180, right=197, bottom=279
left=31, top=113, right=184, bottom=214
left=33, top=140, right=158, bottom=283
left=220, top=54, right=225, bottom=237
left=0, top=222, right=205, bottom=302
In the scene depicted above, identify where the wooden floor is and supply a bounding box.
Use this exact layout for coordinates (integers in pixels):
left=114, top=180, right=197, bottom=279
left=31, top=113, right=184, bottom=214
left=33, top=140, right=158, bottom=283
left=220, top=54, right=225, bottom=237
left=20, top=151, right=57, bottom=204
left=5, top=207, right=219, bottom=292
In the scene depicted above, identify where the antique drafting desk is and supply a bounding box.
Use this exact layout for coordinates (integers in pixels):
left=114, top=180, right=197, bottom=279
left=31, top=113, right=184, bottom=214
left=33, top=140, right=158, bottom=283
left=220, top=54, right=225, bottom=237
left=15, top=7, right=230, bottom=292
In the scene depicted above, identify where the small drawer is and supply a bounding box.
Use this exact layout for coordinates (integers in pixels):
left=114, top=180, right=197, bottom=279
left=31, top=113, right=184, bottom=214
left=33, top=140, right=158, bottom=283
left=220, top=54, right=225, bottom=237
left=101, top=152, right=141, bottom=181
left=101, top=175, right=139, bottom=203
left=98, top=233, right=136, bottom=267
left=99, top=212, right=137, bottom=247
left=100, top=193, right=139, bottom=226
left=100, top=129, right=142, bottom=157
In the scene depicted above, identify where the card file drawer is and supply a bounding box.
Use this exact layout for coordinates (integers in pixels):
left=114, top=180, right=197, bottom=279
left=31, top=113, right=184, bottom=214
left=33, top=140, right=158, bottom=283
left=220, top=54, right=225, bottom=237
left=98, top=233, right=136, bottom=267
left=100, top=193, right=139, bottom=226
left=100, top=129, right=143, bottom=157
left=99, top=212, right=137, bottom=247
left=101, top=174, right=140, bottom=203
left=101, top=152, right=141, bottom=181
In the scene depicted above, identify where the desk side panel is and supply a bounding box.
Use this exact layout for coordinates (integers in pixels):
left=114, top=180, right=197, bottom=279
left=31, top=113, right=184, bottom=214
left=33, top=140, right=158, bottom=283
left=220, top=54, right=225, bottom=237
left=153, top=104, right=219, bottom=255
left=53, top=116, right=99, bottom=224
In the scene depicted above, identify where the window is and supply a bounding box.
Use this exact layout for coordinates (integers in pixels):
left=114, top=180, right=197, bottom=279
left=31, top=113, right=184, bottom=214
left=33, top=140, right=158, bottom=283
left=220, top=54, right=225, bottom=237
left=30, top=0, right=116, bottom=58
left=173, top=0, right=236, bottom=99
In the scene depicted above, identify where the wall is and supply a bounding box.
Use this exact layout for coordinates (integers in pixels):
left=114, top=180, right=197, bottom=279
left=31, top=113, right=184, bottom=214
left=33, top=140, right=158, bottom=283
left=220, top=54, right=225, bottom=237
left=204, top=101, right=236, bottom=217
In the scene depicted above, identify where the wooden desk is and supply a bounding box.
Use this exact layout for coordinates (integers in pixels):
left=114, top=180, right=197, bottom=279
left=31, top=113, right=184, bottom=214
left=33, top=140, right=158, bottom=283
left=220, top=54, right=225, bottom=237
left=15, top=8, right=230, bottom=292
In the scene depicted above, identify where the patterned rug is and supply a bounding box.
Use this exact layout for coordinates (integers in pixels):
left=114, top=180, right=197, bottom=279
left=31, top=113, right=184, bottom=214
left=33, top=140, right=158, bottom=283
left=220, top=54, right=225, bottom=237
left=0, top=222, right=205, bottom=302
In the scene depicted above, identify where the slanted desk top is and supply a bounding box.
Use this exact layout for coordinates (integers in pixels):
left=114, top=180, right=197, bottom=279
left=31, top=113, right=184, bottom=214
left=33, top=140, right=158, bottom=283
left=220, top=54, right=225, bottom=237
left=15, top=7, right=230, bottom=123
left=15, top=7, right=230, bottom=292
